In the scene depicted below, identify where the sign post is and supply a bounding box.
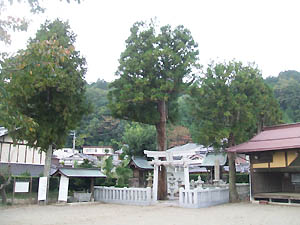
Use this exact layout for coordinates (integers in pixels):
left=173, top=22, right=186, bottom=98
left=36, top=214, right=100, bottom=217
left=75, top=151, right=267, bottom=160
left=58, top=175, right=69, bottom=202
left=38, top=177, right=48, bottom=203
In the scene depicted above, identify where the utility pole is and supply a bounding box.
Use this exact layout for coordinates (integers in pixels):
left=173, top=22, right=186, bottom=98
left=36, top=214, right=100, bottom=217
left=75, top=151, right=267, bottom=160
left=71, top=130, right=76, bottom=153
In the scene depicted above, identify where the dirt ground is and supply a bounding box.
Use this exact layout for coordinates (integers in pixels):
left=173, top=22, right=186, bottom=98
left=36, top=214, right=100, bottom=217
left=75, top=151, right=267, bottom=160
left=0, top=202, right=299, bottom=225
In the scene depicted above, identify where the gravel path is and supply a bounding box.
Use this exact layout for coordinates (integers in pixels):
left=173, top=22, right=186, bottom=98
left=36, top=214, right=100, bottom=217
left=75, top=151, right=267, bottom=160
left=1, top=202, right=299, bottom=225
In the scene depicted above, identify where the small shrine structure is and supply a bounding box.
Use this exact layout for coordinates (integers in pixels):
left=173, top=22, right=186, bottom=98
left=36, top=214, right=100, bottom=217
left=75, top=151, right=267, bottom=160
left=128, top=156, right=153, bottom=187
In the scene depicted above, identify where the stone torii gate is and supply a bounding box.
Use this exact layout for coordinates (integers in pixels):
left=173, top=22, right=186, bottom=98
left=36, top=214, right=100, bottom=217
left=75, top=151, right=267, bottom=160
left=144, top=149, right=202, bottom=201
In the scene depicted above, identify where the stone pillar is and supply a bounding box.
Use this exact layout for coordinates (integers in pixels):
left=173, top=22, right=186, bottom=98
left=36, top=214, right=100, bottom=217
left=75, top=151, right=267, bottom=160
left=153, top=164, right=159, bottom=201
left=90, top=178, right=95, bottom=201
left=214, top=159, right=220, bottom=181
left=184, top=164, right=190, bottom=191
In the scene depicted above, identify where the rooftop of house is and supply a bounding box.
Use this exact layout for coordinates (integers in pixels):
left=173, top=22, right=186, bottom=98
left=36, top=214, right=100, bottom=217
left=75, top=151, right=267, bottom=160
left=200, top=152, right=227, bottom=167
left=227, top=122, right=300, bottom=153
left=167, top=143, right=212, bottom=153
left=0, top=127, right=8, bottom=137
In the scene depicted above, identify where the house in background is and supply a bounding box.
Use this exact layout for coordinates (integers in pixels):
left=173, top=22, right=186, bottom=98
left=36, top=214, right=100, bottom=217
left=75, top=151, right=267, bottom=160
left=82, top=146, right=114, bottom=160
left=0, top=127, right=49, bottom=176
left=0, top=127, right=45, bottom=165
left=60, top=153, right=100, bottom=168
left=228, top=122, right=300, bottom=204
left=53, top=148, right=79, bottom=160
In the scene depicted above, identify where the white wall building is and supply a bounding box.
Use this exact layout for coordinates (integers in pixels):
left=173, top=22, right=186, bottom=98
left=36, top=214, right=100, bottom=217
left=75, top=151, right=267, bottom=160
left=0, top=127, right=45, bottom=165
left=53, top=148, right=79, bottom=160
left=82, top=146, right=114, bottom=158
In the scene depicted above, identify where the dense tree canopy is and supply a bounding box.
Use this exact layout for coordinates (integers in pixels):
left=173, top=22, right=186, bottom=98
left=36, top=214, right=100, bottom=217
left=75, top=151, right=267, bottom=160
left=189, top=61, right=282, bottom=148
left=108, top=20, right=200, bottom=199
left=122, top=123, right=156, bottom=156
left=188, top=61, right=282, bottom=202
left=72, top=79, right=126, bottom=149
left=108, top=21, right=199, bottom=126
left=1, top=19, right=89, bottom=151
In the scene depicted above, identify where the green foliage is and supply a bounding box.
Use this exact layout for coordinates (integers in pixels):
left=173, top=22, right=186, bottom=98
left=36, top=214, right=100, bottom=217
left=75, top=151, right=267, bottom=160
left=108, top=20, right=200, bottom=125
left=0, top=165, right=11, bottom=185
left=103, top=156, right=114, bottom=178
left=19, top=171, right=31, bottom=177
left=0, top=19, right=89, bottom=151
left=74, top=79, right=126, bottom=148
left=77, top=159, right=94, bottom=168
left=265, top=70, right=300, bottom=123
left=188, top=61, right=282, bottom=148
left=0, top=0, right=80, bottom=45
left=115, top=159, right=132, bottom=187
left=236, top=173, right=249, bottom=183
left=122, top=122, right=157, bottom=156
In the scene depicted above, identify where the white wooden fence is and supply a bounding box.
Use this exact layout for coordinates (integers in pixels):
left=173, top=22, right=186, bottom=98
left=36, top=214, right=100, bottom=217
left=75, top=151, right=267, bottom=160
left=94, top=186, right=152, bottom=205
left=179, top=187, right=229, bottom=208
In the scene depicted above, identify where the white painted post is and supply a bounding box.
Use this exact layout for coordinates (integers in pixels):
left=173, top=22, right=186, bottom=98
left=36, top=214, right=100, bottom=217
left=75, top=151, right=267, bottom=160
left=194, top=188, right=198, bottom=205
left=184, top=188, right=188, bottom=204
left=179, top=187, right=184, bottom=205
left=146, top=187, right=151, bottom=202
left=153, top=163, right=159, bottom=201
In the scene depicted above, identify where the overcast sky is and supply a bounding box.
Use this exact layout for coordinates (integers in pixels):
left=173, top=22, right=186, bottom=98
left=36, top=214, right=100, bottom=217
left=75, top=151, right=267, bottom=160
left=2, top=0, right=300, bottom=83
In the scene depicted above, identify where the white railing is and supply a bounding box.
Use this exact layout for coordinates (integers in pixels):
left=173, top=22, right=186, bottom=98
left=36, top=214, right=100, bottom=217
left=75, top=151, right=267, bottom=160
left=179, top=187, right=229, bottom=208
left=94, top=186, right=152, bottom=205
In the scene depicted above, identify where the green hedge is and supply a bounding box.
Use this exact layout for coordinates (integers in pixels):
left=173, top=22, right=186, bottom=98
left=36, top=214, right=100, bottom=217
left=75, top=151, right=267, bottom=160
left=236, top=173, right=249, bottom=183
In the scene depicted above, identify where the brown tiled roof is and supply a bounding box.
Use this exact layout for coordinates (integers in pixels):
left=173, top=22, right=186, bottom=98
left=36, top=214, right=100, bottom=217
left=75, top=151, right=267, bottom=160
left=227, top=123, right=300, bottom=153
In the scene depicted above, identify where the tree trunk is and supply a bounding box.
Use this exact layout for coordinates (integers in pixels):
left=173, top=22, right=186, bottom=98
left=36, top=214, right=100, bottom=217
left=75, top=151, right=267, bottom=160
left=228, top=152, right=239, bottom=202
left=43, top=144, right=53, bottom=204
left=155, top=100, right=167, bottom=200
left=0, top=187, right=7, bottom=204
left=0, top=166, right=12, bottom=205
left=228, top=134, right=239, bottom=202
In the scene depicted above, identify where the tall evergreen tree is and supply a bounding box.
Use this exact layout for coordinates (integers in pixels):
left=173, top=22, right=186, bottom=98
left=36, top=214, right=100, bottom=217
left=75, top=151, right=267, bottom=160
left=0, top=19, right=89, bottom=202
left=108, top=20, right=199, bottom=199
left=188, top=61, right=282, bottom=202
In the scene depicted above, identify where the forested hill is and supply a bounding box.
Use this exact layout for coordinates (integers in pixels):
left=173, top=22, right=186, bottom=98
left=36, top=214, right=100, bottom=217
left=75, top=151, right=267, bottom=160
left=68, top=79, right=190, bottom=152
left=265, top=70, right=300, bottom=123
left=69, top=70, right=300, bottom=150
left=73, top=79, right=126, bottom=149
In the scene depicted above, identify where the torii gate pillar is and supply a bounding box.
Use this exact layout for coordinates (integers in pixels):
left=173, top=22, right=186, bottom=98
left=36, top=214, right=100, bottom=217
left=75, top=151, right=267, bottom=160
left=153, top=163, right=159, bottom=201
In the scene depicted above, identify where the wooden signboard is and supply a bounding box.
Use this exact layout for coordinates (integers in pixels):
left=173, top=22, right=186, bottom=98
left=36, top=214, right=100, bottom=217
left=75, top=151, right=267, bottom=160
left=58, top=175, right=69, bottom=202
left=38, top=177, right=48, bottom=201
left=15, top=181, right=29, bottom=193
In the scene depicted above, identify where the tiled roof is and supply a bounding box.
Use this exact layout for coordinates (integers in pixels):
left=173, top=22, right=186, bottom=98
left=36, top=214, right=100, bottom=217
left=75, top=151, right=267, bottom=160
left=227, top=122, right=300, bottom=153
left=129, top=156, right=153, bottom=170
left=201, top=152, right=227, bottom=167
left=167, top=143, right=212, bottom=153
left=54, top=168, right=106, bottom=178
